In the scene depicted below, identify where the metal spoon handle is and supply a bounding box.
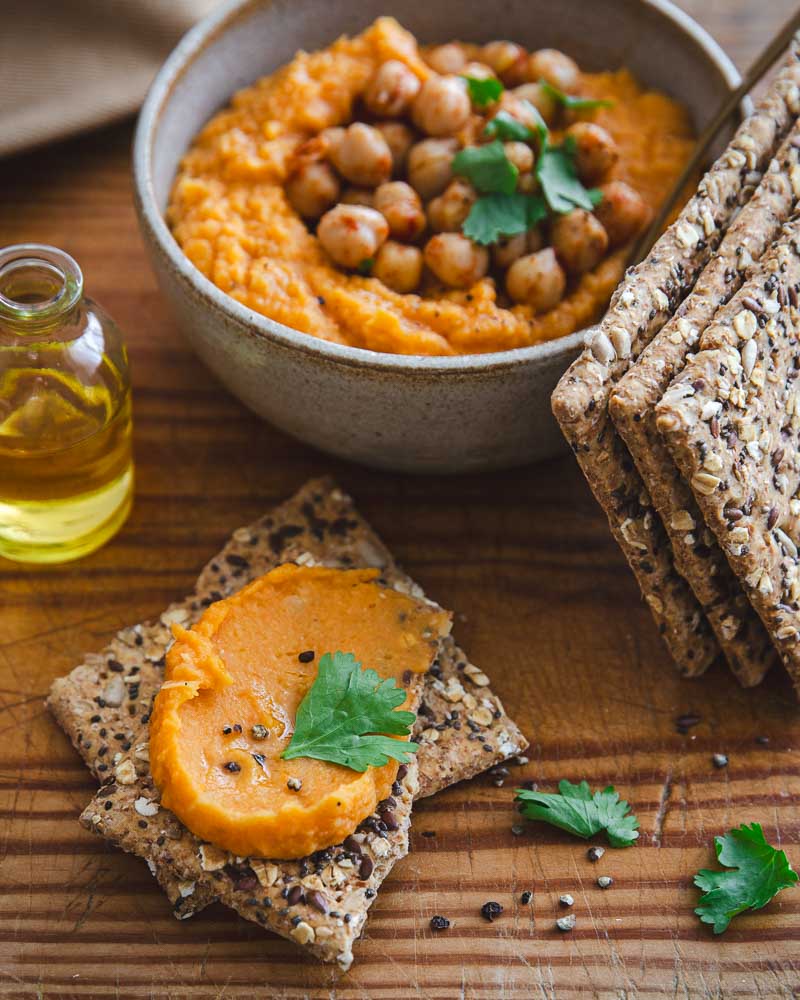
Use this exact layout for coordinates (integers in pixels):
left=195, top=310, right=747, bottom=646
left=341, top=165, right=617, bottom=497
left=627, top=11, right=800, bottom=267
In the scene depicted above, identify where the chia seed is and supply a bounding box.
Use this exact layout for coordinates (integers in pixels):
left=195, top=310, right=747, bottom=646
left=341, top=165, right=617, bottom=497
left=587, top=846, right=605, bottom=862
left=480, top=901, right=503, bottom=923
left=252, top=724, right=269, bottom=740
left=556, top=914, right=576, bottom=932
left=712, top=753, right=729, bottom=768
left=430, top=915, right=450, bottom=931
left=298, top=650, right=315, bottom=663
left=511, top=824, right=524, bottom=836
left=287, top=776, right=303, bottom=791
left=559, top=894, right=574, bottom=907
left=597, top=876, right=613, bottom=889
left=224, top=761, right=241, bottom=773
left=520, top=890, right=532, bottom=905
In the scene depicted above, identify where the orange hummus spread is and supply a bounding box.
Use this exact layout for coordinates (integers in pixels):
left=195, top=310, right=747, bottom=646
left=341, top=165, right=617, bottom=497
left=149, top=564, right=451, bottom=859
left=169, top=18, right=694, bottom=355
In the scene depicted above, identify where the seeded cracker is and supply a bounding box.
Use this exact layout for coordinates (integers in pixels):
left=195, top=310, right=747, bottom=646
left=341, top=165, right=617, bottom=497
left=610, top=125, right=800, bottom=685
left=48, top=478, right=526, bottom=967
left=656, top=221, right=800, bottom=693
left=552, top=46, right=800, bottom=675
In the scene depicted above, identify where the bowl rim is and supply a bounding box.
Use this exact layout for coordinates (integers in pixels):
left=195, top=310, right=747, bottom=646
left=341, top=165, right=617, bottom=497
left=133, top=0, right=741, bottom=376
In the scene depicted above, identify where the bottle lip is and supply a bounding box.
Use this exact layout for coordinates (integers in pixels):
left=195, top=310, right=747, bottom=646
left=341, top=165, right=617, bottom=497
left=0, top=243, right=83, bottom=325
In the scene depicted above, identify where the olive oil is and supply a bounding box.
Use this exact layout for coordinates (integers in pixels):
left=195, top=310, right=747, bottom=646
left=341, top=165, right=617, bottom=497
left=0, top=244, right=134, bottom=563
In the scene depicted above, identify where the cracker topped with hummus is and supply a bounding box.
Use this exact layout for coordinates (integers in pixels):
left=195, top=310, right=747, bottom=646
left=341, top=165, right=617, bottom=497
left=168, top=17, right=694, bottom=355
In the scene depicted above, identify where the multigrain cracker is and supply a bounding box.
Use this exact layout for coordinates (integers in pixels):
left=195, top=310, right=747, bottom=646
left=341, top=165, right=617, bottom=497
left=656, top=222, right=800, bottom=692
left=609, top=127, right=800, bottom=685
left=49, top=478, right=526, bottom=966
left=552, top=46, right=800, bottom=674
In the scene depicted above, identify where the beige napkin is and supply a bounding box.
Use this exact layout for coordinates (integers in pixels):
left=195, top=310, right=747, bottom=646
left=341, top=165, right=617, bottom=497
left=0, top=0, right=219, bottom=157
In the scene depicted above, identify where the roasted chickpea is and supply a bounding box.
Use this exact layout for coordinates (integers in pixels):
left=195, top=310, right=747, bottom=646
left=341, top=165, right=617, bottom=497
left=320, top=126, right=345, bottom=160
left=374, top=181, right=427, bottom=241
left=407, top=138, right=458, bottom=199
left=526, top=48, right=580, bottom=93
left=503, top=141, right=534, bottom=174
left=594, top=180, right=650, bottom=247
left=481, top=41, right=527, bottom=85
left=551, top=208, right=609, bottom=274
left=340, top=187, right=375, bottom=207
left=492, top=232, right=527, bottom=269
left=511, top=83, right=559, bottom=125
left=424, top=233, right=489, bottom=288
left=285, top=161, right=340, bottom=219
left=427, top=179, right=477, bottom=233
left=412, top=75, right=471, bottom=137
left=424, top=43, right=468, bottom=75
left=506, top=248, right=566, bottom=310
left=364, top=60, right=421, bottom=118
left=329, top=122, right=393, bottom=187
left=317, top=204, right=389, bottom=269
left=527, top=226, right=544, bottom=252
left=373, top=240, right=424, bottom=293
left=461, top=61, right=496, bottom=82
left=375, top=121, right=416, bottom=175
left=566, top=122, right=619, bottom=184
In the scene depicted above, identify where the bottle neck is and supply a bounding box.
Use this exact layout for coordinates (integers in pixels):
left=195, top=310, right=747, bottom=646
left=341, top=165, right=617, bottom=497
left=0, top=244, right=83, bottom=333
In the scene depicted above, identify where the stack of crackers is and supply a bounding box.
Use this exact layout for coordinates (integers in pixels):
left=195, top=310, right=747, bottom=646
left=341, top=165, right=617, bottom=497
left=48, top=479, right=526, bottom=968
left=553, top=43, right=800, bottom=692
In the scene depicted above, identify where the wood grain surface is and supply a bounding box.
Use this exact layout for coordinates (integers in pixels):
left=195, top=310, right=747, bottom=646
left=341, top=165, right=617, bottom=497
left=1, top=2, right=800, bottom=997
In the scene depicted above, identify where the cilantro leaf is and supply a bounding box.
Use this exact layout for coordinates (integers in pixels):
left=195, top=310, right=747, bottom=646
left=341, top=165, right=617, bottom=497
left=483, top=111, right=533, bottom=142
left=536, top=137, right=599, bottom=213
left=462, top=75, right=504, bottom=107
left=694, top=823, right=798, bottom=934
left=453, top=140, right=518, bottom=195
left=462, top=193, right=547, bottom=245
left=515, top=780, right=640, bottom=847
left=282, top=651, right=418, bottom=772
left=539, top=79, right=614, bottom=111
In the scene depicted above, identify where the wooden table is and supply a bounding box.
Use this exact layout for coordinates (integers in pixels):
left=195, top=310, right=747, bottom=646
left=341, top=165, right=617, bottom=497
left=2, top=3, right=799, bottom=996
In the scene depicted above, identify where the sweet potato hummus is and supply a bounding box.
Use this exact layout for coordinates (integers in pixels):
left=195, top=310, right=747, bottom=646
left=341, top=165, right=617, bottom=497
left=149, top=564, right=450, bottom=859
left=169, top=18, right=694, bottom=355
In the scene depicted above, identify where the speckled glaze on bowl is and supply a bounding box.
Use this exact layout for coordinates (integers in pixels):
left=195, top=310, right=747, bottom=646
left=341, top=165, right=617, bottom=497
left=134, top=0, right=740, bottom=473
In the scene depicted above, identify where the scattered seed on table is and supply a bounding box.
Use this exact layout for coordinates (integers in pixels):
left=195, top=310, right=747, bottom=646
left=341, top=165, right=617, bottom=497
left=675, top=712, right=702, bottom=734
left=430, top=915, right=450, bottom=931
left=556, top=914, right=576, bottom=932
left=587, top=846, right=605, bottom=862
left=511, top=824, right=524, bottom=836
left=480, top=901, right=504, bottom=922
left=520, top=890, right=532, bottom=905
left=559, top=893, right=574, bottom=907
left=712, top=753, right=728, bottom=769
left=755, top=735, right=770, bottom=746
left=597, top=876, right=613, bottom=889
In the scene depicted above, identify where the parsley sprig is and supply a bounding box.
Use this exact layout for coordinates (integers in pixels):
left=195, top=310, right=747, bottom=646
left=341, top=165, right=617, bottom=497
left=694, top=823, right=798, bottom=933
left=539, top=78, right=614, bottom=112
left=453, top=140, right=519, bottom=195
left=462, top=75, right=504, bottom=108
left=537, top=136, right=603, bottom=214
left=281, top=651, right=418, bottom=772
left=515, top=780, right=640, bottom=847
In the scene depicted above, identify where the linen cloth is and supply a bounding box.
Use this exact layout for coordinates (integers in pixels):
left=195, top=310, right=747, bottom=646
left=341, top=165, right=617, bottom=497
left=0, top=0, right=219, bottom=157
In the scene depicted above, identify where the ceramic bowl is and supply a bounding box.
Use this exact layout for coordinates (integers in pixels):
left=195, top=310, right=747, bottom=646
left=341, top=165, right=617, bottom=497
left=134, top=0, right=739, bottom=473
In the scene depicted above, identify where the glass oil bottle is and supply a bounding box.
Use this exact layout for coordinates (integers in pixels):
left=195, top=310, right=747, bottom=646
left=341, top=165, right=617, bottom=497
left=0, top=244, right=133, bottom=563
